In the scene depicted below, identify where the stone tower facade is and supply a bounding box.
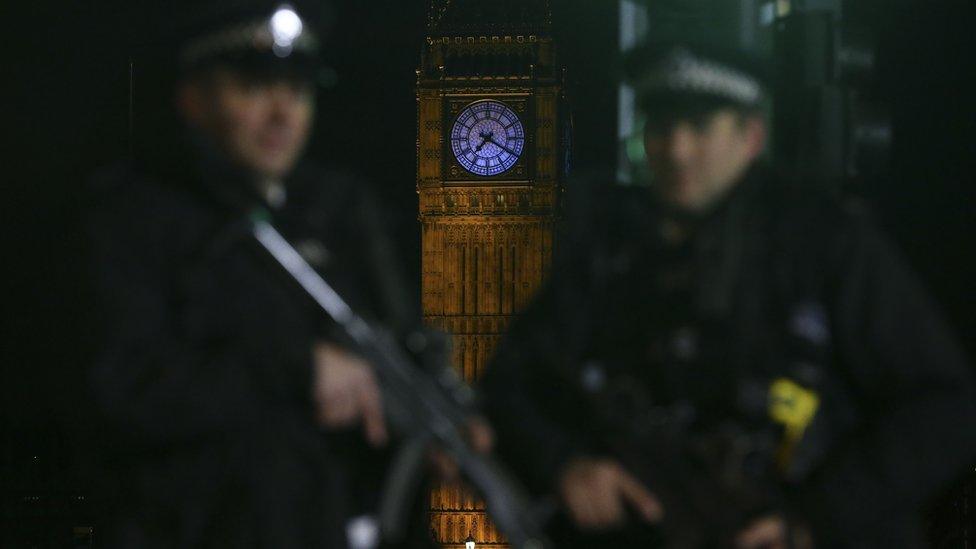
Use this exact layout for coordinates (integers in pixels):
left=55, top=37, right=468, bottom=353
left=418, top=1, right=565, bottom=547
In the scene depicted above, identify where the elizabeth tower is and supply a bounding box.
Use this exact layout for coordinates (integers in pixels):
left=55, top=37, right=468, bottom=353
left=417, top=1, right=565, bottom=547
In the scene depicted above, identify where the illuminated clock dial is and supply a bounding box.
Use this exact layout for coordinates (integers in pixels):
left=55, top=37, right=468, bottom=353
left=450, top=100, right=525, bottom=177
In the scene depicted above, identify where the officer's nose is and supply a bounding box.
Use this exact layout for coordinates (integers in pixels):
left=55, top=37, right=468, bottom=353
left=268, top=84, right=304, bottom=124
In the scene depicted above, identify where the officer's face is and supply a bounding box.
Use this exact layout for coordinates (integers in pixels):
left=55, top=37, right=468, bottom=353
left=179, top=68, right=315, bottom=180
left=644, top=109, right=765, bottom=213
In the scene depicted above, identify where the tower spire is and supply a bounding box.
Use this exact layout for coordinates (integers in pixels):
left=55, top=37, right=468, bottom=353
left=427, top=0, right=551, bottom=35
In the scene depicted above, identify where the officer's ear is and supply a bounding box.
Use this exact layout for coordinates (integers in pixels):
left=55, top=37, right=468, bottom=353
left=742, top=114, right=767, bottom=162
left=175, top=74, right=211, bottom=130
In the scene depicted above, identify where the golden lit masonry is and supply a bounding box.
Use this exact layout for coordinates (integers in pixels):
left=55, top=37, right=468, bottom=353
left=418, top=1, right=566, bottom=546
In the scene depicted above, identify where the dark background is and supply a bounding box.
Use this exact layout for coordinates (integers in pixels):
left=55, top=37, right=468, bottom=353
left=2, top=1, right=621, bottom=544
left=3, top=0, right=622, bottom=424
left=3, top=0, right=974, bottom=545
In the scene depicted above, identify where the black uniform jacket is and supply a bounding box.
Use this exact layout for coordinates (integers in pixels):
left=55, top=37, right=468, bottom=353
left=86, top=147, right=411, bottom=549
left=482, top=167, right=976, bottom=548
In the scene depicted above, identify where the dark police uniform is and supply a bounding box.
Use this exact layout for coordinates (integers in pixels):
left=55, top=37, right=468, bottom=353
left=86, top=3, right=415, bottom=548
left=88, top=155, right=407, bottom=549
left=481, top=43, right=976, bottom=548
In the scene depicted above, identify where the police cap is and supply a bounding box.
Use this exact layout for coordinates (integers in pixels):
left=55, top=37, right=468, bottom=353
left=175, top=0, right=327, bottom=81
left=624, top=40, right=769, bottom=120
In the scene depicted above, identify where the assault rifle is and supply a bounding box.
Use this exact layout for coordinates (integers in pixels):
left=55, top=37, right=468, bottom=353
left=250, top=216, right=551, bottom=549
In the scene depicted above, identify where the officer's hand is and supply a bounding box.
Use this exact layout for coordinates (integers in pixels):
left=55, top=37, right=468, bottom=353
left=557, top=458, right=664, bottom=530
left=312, top=342, right=388, bottom=447
left=735, top=515, right=813, bottom=549
left=428, top=416, right=495, bottom=480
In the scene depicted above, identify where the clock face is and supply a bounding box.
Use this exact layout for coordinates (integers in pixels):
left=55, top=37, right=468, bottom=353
left=450, top=100, right=525, bottom=177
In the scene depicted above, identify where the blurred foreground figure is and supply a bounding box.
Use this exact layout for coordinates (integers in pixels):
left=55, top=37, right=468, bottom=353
left=482, top=41, right=976, bottom=548
left=87, top=2, right=417, bottom=547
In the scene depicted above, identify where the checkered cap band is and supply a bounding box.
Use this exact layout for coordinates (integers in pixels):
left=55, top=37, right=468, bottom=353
left=635, top=47, right=763, bottom=107
left=180, top=17, right=318, bottom=67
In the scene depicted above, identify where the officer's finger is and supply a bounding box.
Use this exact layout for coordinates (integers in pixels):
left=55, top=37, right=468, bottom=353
left=358, top=374, right=388, bottom=447
left=735, top=515, right=788, bottom=549
left=323, top=390, right=354, bottom=426
left=466, top=416, right=494, bottom=454
left=598, top=481, right=626, bottom=526
left=562, top=472, right=597, bottom=528
left=427, top=448, right=459, bottom=480
left=616, top=467, right=664, bottom=524
left=580, top=473, right=622, bottom=528
left=567, top=487, right=599, bottom=529
left=560, top=459, right=617, bottom=529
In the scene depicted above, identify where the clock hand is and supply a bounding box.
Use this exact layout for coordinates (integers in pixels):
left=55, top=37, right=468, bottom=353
left=489, top=136, right=520, bottom=156
left=475, top=130, right=494, bottom=152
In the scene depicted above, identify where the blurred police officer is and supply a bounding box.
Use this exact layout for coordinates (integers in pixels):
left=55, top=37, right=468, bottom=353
left=86, top=2, right=417, bottom=547
left=482, top=41, right=976, bottom=548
